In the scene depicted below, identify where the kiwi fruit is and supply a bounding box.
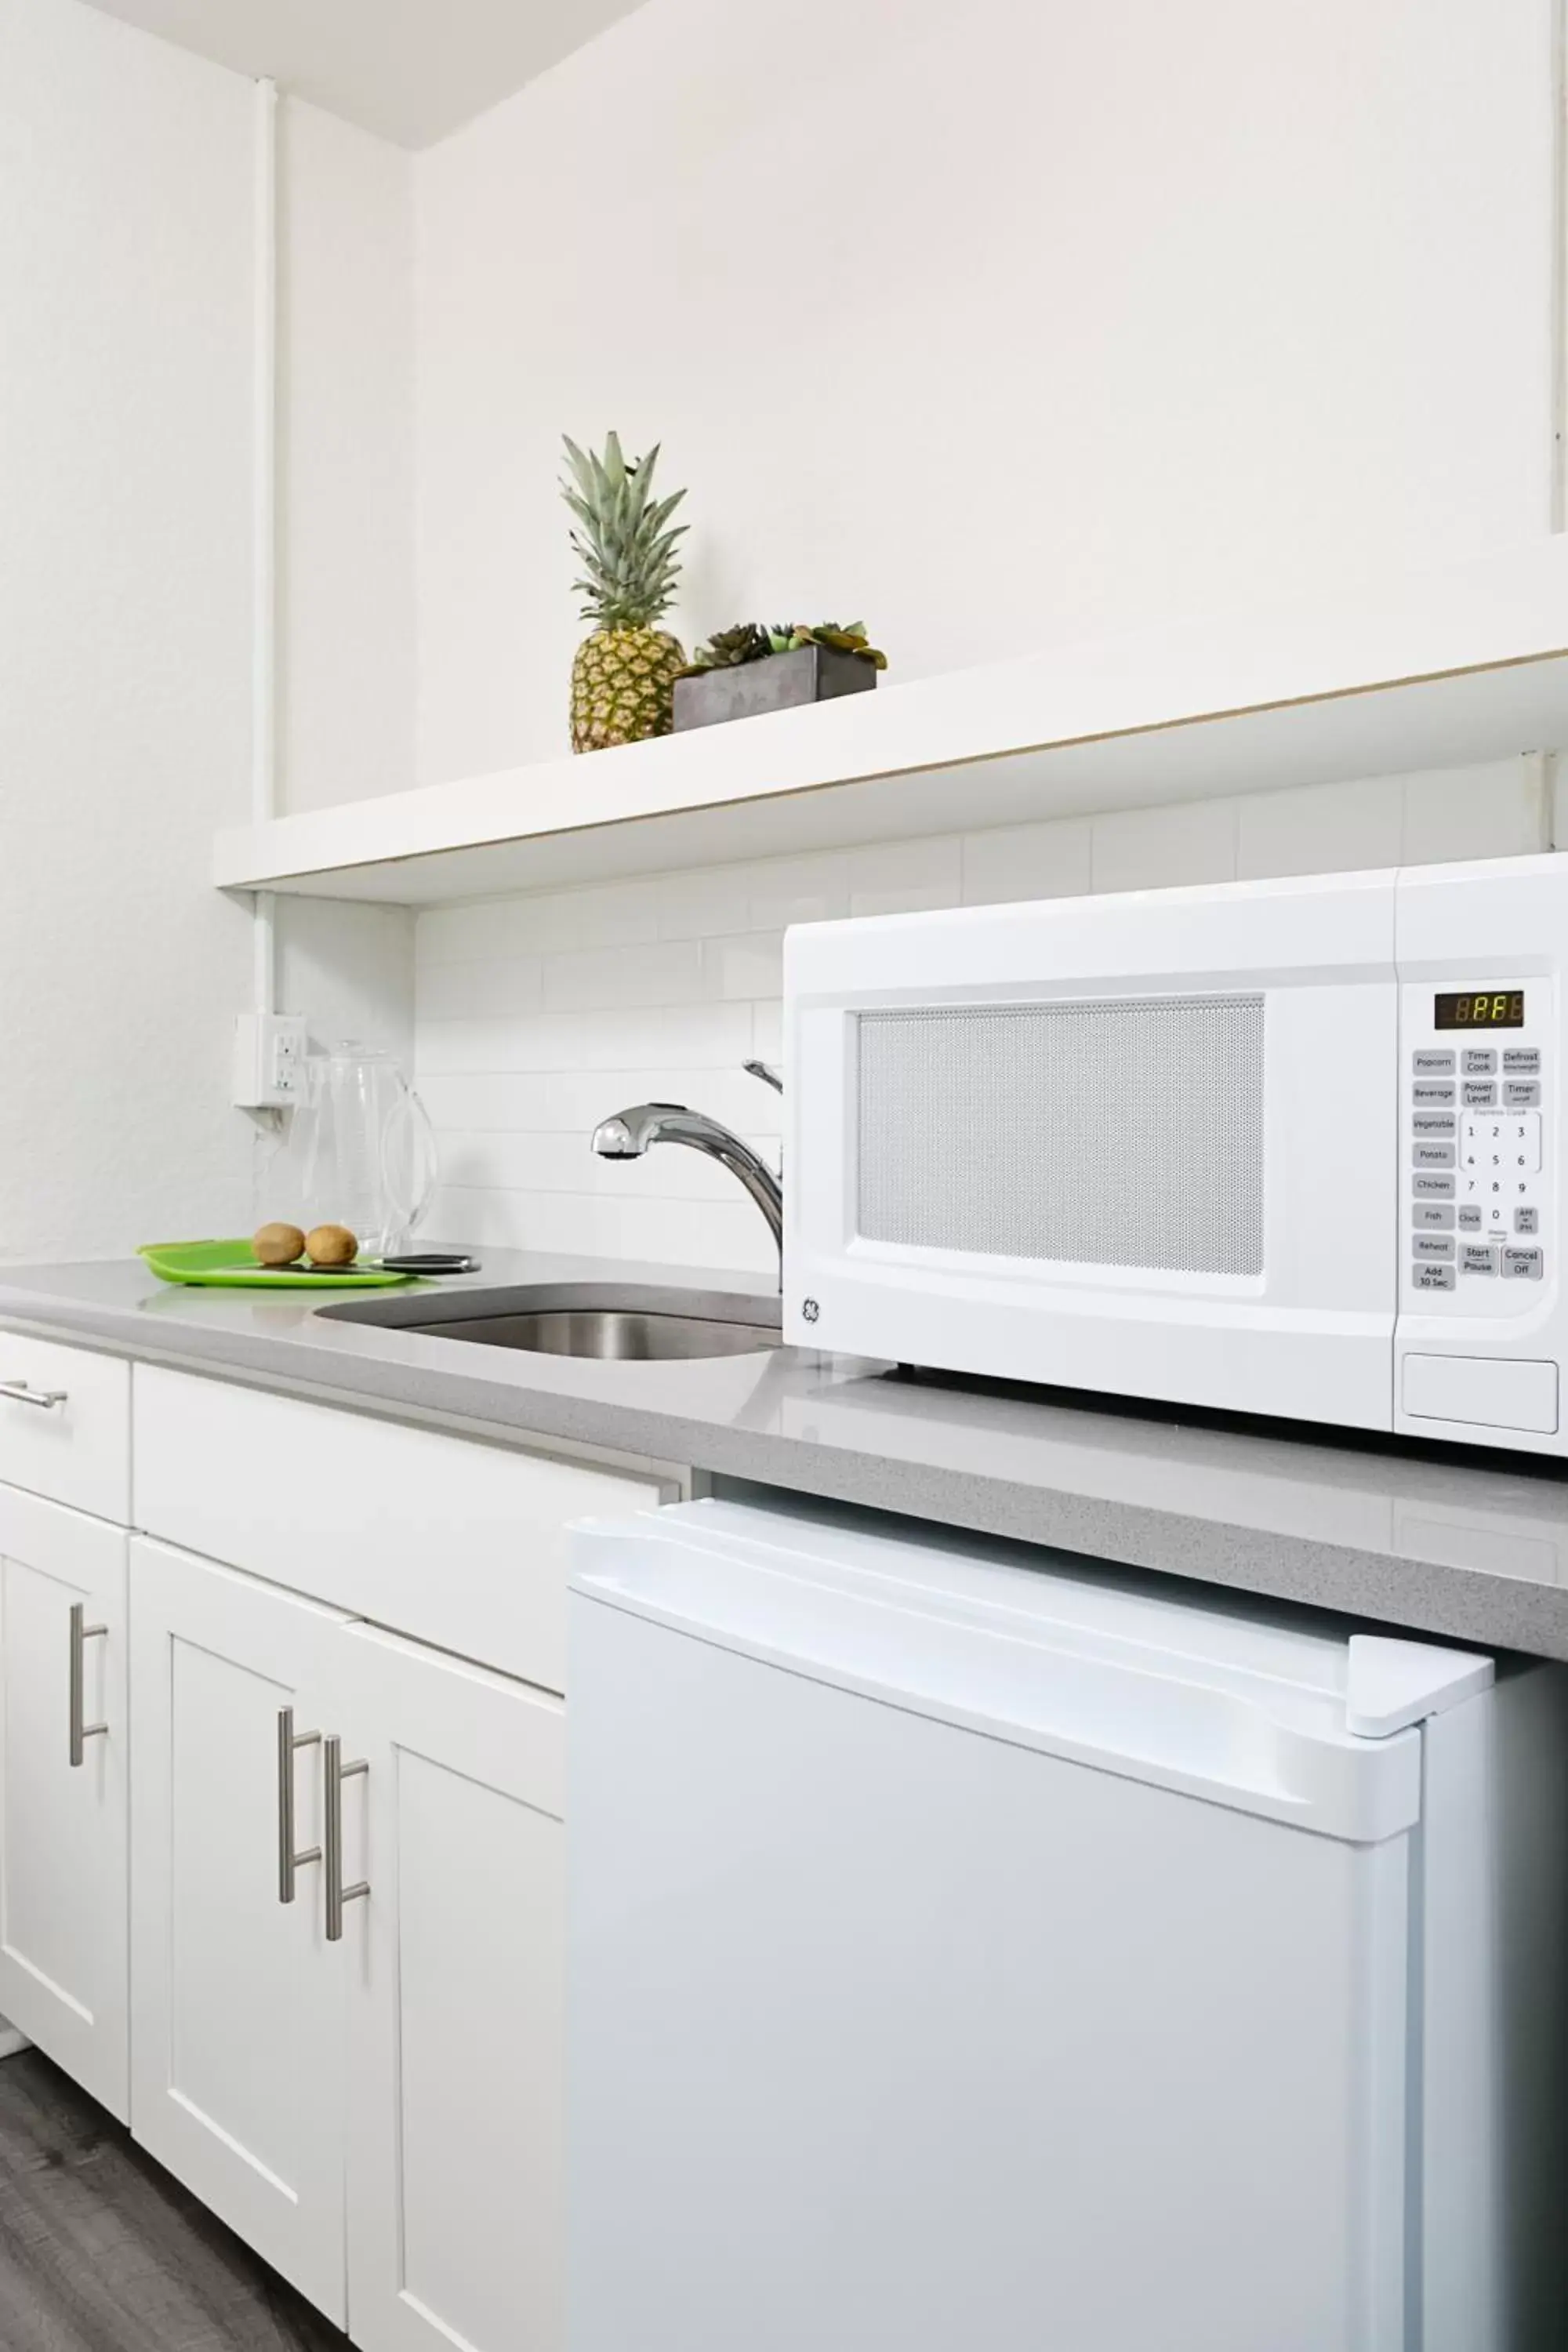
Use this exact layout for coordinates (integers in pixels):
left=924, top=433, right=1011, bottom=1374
left=306, top=1222, right=358, bottom=1268
left=253, top=1222, right=307, bottom=1268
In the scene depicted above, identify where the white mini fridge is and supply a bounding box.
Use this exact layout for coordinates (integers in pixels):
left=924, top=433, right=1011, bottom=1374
left=568, top=1499, right=1568, bottom=2352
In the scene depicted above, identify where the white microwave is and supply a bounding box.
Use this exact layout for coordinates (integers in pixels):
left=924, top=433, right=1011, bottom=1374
left=784, top=854, right=1566, bottom=1454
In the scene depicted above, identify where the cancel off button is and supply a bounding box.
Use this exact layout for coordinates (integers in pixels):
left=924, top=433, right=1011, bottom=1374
left=1503, top=1247, right=1544, bottom=1281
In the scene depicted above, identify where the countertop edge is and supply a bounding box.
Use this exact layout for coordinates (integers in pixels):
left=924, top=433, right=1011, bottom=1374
left=5, top=1283, right=1568, bottom=1664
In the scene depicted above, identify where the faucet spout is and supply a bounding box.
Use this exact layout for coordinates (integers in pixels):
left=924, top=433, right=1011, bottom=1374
left=591, top=1101, right=784, bottom=1279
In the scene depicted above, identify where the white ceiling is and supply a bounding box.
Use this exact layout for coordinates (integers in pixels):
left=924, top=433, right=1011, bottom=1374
left=79, top=0, right=647, bottom=148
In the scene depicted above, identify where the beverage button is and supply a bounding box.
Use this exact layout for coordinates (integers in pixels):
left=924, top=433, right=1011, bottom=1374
left=1414, top=1173, right=1457, bottom=1199
left=1461, top=1244, right=1499, bottom=1276
left=1504, top=1080, right=1541, bottom=1108
left=1457, top=1203, right=1483, bottom=1232
left=1462, top=1081, right=1498, bottom=1109
left=1414, top=1203, right=1455, bottom=1229
left=1413, top=1264, right=1457, bottom=1291
left=1413, top=1050, right=1457, bottom=1074
left=1502, top=1247, right=1544, bottom=1281
left=1515, top=1206, right=1540, bottom=1236
left=1463, top=1049, right=1498, bottom=1076
left=1412, top=1082, right=1457, bottom=1106
left=1503, top=1048, right=1542, bottom=1076
left=1412, top=1142, right=1455, bottom=1168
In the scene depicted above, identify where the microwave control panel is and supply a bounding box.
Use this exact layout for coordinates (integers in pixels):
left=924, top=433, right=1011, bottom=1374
left=1405, top=990, right=1546, bottom=1304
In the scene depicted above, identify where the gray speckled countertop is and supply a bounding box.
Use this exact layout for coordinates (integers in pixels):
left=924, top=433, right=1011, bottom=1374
left=5, top=1250, right=1568, bottom=1660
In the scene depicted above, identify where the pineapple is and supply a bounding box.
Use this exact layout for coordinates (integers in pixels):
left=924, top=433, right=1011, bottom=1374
left=561, top=431, right=688, bottom=753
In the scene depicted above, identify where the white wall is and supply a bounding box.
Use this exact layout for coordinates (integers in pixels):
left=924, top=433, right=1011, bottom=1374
left=412, top=0, right=1556, bottom=782
left=416, top=757, right=1553, bottom=1276
left=278, top=96, right=416, bottom=814
left=0, top=0, right=258, bottom=1260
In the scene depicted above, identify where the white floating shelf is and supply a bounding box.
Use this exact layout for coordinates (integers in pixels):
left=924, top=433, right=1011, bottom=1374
left=216, top=541, right=1568, bottom=907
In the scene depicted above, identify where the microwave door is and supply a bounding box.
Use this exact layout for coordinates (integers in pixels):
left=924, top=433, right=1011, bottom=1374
left=785, top=869, right=1400, bottom=1429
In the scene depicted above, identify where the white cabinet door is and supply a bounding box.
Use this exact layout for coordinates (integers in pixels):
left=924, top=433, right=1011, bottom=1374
left=129, top=1537, right=353, bottom=2326
left=0, top=1483, right=127, bottom=2115
left=340, top=1624, right=565, bottom=2352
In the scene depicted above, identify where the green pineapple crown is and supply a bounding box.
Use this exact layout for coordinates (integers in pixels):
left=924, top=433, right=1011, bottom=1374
left=561, top=430, right=687, bottom=632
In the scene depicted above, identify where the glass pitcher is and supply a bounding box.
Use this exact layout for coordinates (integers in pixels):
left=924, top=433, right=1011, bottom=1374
left=296, top=1043, right=438, bottom=1260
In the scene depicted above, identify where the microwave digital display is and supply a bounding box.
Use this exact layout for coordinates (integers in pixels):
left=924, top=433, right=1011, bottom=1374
left=1433, top=989, right=1526, bottom=1030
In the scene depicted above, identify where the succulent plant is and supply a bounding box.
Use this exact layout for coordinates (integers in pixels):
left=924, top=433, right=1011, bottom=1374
left=768, top=621, right=888, bottom=669
left=682, top=622, right=773, bottom=674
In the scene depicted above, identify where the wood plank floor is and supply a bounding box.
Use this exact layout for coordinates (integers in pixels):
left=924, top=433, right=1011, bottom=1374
left=0, top=2048, right=350, bottom=2350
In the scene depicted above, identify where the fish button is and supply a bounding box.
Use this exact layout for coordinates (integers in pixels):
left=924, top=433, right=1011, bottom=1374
left=1415, top=1203, right=1455, bottom=1229
left=1502, top=1247, right=1544, bottom=1280
left=1414, top=1263, right=1457, bottom=1290
left=1461, top=1243, right=1499, bottom=1276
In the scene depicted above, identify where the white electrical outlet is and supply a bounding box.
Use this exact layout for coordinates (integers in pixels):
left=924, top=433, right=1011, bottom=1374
left=233, top=1012, right=309, bottom=1109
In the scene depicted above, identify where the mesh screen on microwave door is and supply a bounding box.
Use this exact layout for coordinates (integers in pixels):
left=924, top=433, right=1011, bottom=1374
left=855, top=996, right=1265, bottom=1277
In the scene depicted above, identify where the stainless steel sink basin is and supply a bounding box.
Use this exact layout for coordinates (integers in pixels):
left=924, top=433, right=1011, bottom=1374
left=320, top=1283, right=782, bottom=1363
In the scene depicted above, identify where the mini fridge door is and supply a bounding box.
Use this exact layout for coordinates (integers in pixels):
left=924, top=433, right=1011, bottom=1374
left=568, top=1501, right=1494, bottom=2352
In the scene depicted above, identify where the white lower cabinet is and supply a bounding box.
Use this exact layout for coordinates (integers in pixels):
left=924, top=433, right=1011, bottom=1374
left=129, top=1537, right=354, bottom=2324
left=341, top=1625, right=564, bottom=2352
left=0, top=1482, right=128, bottom=2116
left=129, top=1534, right=567, bottom=2352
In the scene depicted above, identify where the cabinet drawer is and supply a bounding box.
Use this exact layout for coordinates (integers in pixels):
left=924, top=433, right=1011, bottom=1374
left=132, top=1366, right=666, bottom=1692
left=0, top=1334, right=129, bottom=1524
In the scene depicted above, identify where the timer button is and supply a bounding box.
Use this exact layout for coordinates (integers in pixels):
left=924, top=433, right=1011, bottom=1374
left=1463, top=1049, right=1498, bottom=1076
left=1504, top=1080, right=1541, bottom=1108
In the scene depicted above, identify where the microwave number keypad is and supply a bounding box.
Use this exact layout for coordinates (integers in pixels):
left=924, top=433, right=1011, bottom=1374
left=1409, top=1042, right=1546, bottom=1294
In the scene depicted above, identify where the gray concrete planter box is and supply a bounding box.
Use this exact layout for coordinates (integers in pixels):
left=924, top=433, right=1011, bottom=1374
left=672, top=644, right=879, bottom=732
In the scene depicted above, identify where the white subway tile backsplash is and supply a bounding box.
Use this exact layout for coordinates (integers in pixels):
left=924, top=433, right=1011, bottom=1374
left=961, top=818, right=1094, bottom=906
left=1091, top=797, right=1238, bottom=894
left=1236, top=775, right=1404, bottom=881
left=416, top=956, right=543, bottom=1021
left=1401, top=757, right=1548, bottom=865
left=707, top=932, right=786, bottom=1001
left=416, top=763, right=1559, bottom=1277
left=846, top=835, right=963, bottom=918
left=746, top=854, right=851, bottom=932
left=543, top=939, right=706, bottom=1012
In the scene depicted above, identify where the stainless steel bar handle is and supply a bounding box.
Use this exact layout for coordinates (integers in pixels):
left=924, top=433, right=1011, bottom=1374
left=67, top=1603, right=107, bottom=1768
left=276, top=1707, right=322, bottom=1904
left=324, top=1734, right=368, bottom=1943
left=1, top=1381, right=68, bottom=1410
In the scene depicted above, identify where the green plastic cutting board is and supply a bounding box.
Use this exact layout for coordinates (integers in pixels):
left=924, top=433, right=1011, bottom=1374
left=139, top=1240, right=416, bottom=1289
